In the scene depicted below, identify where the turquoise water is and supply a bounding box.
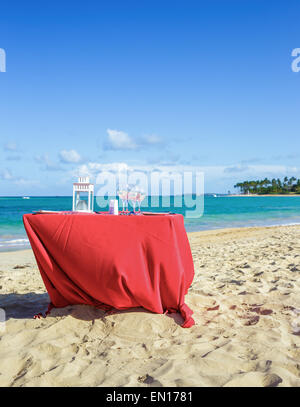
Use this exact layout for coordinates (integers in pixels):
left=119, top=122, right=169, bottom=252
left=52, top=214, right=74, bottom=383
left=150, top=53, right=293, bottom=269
left=1, top=195, right=300, bottom=251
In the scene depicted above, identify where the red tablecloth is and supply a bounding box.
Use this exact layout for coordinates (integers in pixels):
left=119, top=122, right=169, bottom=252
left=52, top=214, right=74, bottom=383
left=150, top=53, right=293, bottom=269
left=23, top=212, right=195, bottom=328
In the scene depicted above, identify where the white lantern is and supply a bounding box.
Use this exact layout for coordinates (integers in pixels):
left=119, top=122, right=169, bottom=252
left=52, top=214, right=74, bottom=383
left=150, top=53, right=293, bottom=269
left=72, top=177, right=94, bottom=212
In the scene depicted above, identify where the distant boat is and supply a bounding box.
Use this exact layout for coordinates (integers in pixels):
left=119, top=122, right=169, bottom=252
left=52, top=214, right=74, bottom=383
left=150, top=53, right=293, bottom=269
left=213, top=194, right=217, bottom=197
left=22, top=196, right=30, bottom=199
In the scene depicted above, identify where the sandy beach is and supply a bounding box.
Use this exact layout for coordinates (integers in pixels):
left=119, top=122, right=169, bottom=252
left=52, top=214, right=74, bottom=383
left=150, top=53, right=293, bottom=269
left=1, top=224, right=300, bottom=387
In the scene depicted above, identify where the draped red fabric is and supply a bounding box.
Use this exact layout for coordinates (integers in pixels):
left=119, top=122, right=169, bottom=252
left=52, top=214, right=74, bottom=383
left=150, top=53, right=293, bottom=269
left=23, top=212, right=195, bottom=328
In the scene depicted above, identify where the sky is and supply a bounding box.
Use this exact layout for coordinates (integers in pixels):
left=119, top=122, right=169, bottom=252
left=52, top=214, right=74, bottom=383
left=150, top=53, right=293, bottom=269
left=1, top=0, right=300, bottom=195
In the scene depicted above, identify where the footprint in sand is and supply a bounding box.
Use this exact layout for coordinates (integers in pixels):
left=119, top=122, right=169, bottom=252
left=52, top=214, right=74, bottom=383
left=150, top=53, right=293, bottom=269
left=244, top=315, right=260, bottom=326
left=224, top=372, right=282, bottom=387
left=13, top=265, right=29, bottom=269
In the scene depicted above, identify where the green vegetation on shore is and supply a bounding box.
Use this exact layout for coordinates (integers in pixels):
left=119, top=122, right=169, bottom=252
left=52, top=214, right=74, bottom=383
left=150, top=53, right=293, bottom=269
left=234, top=177, right=300, bottom=195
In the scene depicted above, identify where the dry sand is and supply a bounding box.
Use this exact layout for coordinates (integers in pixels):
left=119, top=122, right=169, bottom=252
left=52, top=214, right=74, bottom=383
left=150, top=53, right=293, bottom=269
left=1, top=225, right=300, bottom=387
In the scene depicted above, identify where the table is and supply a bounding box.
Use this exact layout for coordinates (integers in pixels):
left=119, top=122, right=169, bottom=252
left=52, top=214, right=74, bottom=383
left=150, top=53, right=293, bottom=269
left=23, top=212, right=195, bottom=328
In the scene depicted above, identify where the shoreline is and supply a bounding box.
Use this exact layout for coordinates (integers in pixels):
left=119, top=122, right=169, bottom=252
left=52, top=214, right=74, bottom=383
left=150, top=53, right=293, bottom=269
left=1, top=223, right=300, bottom=255
left=188, top=222, right=300, bottom=237
left=228, top=194, right=300, bottom=197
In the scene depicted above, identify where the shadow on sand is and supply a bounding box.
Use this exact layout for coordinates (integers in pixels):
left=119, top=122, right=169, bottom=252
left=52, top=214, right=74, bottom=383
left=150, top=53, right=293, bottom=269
left=0, top=292, right=184, bottom=326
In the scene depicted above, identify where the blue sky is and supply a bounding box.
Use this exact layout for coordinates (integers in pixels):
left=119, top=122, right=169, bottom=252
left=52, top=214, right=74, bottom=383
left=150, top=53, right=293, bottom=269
left=1, top=0, right=300, bottom=195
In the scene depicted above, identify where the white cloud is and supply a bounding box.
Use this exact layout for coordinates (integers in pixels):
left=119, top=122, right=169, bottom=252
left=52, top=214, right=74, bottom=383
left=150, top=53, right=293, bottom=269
left=147, top=152, right=180, bottom=165
left=35, top=154, right=63, bottom=171
left=4, top=142, right=18, bottom=152
left=224, top=165, right=250, bottom=173
left=141, top=134, right=163, bottom=146
left=69, top=161, right=300, bottom=180
left=72, top=162, right=129, bottom=179
left=0, top=168, right=14, bottom=180
left=59, top=149, right=81, bottom=163
left=105, top=129, right=138, bottom=151
left=222, top=164, right=300, bottom=177
left=104, top=129, right=164, bottom=151
left=65, top=160, right=300, bottom=195
left=14, top=178, right=39, bottom=186
left=0, top=168, right=39, bottom=186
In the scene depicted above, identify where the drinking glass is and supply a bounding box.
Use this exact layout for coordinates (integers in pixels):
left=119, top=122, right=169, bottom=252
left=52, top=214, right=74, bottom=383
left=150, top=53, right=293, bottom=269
left=136, top=191, right=146, bottom=213
left=128, top=190, right=138, bottom=212
left=118, top=190, right=128, bottom=213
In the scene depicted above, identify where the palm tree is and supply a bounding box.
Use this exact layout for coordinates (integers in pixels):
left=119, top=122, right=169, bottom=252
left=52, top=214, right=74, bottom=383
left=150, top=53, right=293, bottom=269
left=277, top=178, right=282, bottom=189
left=233, top=177, right=300, bottom=195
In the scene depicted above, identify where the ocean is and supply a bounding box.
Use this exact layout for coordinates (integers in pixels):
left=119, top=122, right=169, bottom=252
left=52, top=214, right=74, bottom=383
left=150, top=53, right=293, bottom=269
left=1, top=195, right=300, bottom=251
